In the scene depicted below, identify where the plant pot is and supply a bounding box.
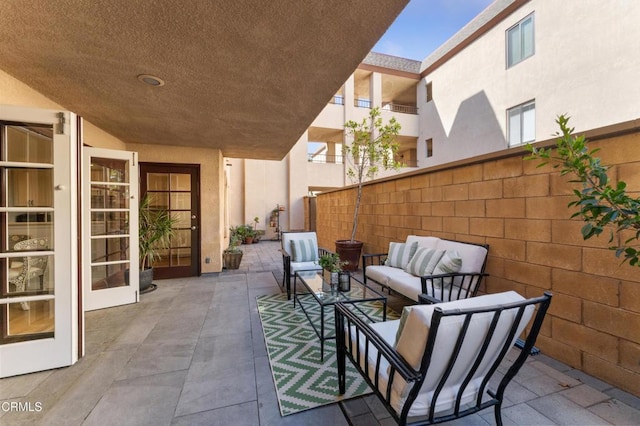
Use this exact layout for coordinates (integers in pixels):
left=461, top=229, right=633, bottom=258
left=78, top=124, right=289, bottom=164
left=244, top=237, right=254, bottom=244
left=139, top=267, right=154, bottom=292
left=335, top=240, right=363, bottom=271
left=223, top=251, right=243, bottom=269
left=125, top=267, right=154, bottom=292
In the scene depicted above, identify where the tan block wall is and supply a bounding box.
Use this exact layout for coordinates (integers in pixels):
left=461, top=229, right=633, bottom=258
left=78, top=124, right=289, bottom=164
left=316, top=131, right=640, bottom=396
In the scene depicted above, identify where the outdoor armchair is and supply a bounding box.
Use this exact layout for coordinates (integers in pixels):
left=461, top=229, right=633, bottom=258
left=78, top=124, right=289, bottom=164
left=335, top=291, right=552, bottom=425
left=280, top=231, right=330, bottom=299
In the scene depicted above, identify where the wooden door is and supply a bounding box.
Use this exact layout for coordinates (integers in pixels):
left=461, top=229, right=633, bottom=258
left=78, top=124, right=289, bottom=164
left=140, top=163, right=200, bottom=279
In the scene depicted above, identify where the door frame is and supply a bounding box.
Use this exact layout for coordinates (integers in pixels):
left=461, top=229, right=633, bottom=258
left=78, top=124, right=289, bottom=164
left=139, top=162, right=200, bottom=279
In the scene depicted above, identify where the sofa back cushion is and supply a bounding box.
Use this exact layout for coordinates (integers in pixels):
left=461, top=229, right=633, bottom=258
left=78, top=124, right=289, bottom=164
left=393, top=291, right=534, bottom=416
left=404, top=247, right=445, bottom=277
left=385, top=241, right=418, bottom=269
left=436, top=239, right=487, bottom=273
left=405, top=235, right=440, bottom=250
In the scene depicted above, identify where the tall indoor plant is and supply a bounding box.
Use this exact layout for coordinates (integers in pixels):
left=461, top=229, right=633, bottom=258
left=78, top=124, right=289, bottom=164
left=138, top=193, right=176, bottom=290
left=527, top=115, right=640, bottom=267
left=338, top=107, right=401, bottom=270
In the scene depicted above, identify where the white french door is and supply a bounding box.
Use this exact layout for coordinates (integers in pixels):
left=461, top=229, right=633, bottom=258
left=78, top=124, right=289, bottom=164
left=0, top=105, right=78, bottom=378
left=83, top=147, right=138, bottom=311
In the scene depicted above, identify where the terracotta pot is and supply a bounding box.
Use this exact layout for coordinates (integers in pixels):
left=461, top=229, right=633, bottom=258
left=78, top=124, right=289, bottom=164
left=335, top=240, right=363, bottom=272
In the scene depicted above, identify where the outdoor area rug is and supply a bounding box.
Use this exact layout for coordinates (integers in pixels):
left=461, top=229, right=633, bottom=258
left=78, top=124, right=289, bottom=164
left=256, top=293, right=398, bottom=416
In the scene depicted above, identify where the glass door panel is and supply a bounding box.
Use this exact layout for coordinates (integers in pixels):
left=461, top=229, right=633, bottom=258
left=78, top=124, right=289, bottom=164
left=83, top=148, right=138, bottom=311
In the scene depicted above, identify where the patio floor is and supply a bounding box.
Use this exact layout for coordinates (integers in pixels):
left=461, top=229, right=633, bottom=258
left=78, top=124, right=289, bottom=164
left=1, top=240, right=639, bottom=425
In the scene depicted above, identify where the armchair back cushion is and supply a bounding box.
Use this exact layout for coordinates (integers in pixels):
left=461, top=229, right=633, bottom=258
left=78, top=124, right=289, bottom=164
left=393, top=291, right=534, bottom=416
left=282, top=232, right=319, bottom=261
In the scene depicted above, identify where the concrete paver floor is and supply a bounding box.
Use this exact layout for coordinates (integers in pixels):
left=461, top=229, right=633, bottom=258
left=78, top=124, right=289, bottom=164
left=1, top=241, right=639, bottom=425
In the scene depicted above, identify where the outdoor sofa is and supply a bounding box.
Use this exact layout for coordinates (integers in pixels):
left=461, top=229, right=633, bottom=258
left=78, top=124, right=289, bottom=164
left=362, top=235, right=489, bottom=303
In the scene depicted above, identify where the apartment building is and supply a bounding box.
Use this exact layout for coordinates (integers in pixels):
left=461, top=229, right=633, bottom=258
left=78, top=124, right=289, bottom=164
left=235, top=0, right=640, bottom=237
left=227, top=52, right=421, bottom=236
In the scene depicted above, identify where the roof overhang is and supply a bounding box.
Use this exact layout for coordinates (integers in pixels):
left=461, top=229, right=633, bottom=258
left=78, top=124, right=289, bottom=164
left=0, top=1, right=408, bottom=160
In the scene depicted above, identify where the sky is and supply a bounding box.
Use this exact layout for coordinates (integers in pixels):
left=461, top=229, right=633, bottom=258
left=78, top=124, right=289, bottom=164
left=373, top=0, right=494, bottom=61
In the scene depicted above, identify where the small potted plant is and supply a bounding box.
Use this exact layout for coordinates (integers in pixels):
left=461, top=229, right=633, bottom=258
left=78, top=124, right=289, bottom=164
left=317, top=252, right=345, bottom=289
left=223, top=226, right=243, bottom=269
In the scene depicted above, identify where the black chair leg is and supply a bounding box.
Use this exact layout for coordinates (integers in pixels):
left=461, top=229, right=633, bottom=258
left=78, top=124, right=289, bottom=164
left=494, top=403, right=503, bottom=426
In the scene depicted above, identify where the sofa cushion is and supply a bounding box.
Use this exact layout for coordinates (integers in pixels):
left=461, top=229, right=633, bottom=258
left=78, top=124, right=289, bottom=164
left=436, top=240, right=487, bottom=274
left=405, top=235, right=439, bottom=250
left=392, top=291, right=534, bottom=417
left=385, top=241, right=418, bottom=269
left=290, top=238, right=318, bottom=262
left=388, top=273, right=422, bottom=301
left=366, top=265, right=409, bottom=286
left=404, top=247, right=445, bottom=277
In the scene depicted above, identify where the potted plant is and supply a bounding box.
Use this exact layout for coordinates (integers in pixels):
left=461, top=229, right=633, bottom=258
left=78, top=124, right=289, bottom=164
left=223, top=226, right=244, bottom=269
left=252, top=216, right=262, bottom=243
left=138, top=193, right=177, bottom=291
left=339, top=107, right=402, bottom=270
left=317, top=252, right=345, bottom=288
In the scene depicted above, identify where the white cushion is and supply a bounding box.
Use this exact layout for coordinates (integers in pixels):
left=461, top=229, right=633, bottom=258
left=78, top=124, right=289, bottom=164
left=392, top=291, right=534, bottom=417
left=385, top=241, right=418, bottom=269
left=289, top=261, right=321, bottom=274
left=404, top=247, right=445, bottom=277
left=405, top=235, right=439, bottom=250
left=435, top=240, right=487, bottom=274
left=387, top=273, right=422, bottom=301
left=282, top=231, right=318, bottom=255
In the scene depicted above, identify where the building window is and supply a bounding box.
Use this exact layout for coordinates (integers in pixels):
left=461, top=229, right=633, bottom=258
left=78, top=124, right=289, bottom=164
left=506, top=13, right=534, bottom=68
left=425, top=81, right=433, bottom=103
left=425, top=138, right=433, bottom=158
left=507, top=101, right=535, bottom=146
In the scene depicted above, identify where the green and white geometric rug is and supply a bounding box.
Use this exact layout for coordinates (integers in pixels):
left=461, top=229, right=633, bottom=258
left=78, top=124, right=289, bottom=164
left=256, top=293, right=397, bottom=416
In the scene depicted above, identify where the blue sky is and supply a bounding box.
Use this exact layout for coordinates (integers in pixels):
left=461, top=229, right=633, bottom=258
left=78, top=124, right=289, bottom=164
left=373, top=0, right=493, bottom=61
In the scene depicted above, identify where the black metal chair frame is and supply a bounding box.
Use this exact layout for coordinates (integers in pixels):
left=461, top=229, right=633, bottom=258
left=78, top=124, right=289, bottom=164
left=335, top=292, right=552, bottom=426
left=362, top=240, right=490, bottom=303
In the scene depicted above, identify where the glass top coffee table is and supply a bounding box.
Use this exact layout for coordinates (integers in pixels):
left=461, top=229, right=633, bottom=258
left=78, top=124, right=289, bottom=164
left=293, top=270, right=387, bottom=360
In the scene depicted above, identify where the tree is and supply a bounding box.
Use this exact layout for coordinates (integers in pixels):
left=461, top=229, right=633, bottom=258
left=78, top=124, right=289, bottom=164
left=526, top=115, right=640, bottom=266
left=343, top=107, right=402, bottom=242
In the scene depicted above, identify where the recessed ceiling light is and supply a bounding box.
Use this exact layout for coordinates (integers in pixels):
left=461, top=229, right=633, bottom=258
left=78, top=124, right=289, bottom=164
left=137, top=74, right=165, bottom=87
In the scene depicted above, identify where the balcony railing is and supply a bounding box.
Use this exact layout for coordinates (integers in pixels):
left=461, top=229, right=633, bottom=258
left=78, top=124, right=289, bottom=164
left=330, top=95, right=345, bottom=105
left=355, top=99, right=372, bottom=109
left=382, top=103, right=418, bottom=114
left=307, top=154, right=343, bottom=164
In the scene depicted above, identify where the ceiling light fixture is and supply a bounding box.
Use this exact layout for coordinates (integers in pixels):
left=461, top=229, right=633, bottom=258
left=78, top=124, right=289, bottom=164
left=137, top=74, right=165, bottom=87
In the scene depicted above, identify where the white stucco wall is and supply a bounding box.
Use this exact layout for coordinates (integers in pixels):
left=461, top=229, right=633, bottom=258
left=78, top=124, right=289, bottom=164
left=419, top=0, right=640, bottom=166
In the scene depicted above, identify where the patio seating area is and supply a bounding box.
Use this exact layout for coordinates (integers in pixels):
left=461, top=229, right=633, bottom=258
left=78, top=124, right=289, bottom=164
left=1, top=240, right=639, bottom=425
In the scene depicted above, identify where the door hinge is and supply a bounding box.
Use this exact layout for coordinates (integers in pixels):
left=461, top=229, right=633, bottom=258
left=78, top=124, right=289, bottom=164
left=56, top=112, right=66, bottom=135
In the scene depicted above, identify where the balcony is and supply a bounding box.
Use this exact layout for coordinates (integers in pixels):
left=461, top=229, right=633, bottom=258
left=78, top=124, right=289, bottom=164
left=307, top=153, right=343, bottom=164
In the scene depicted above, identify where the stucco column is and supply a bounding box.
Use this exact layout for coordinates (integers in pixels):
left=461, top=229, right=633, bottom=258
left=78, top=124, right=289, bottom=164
left=372, top=72, right=382, bottom=109
left=288, top=131, right=309, bottom=231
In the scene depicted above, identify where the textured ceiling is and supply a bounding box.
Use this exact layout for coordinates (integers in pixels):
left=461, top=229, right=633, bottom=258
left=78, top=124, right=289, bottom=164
left=0, top=0, right=408, bottom=160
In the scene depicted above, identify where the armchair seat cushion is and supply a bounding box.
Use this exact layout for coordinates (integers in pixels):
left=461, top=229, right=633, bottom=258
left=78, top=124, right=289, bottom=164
left=289, top=261, right=322, bottom=274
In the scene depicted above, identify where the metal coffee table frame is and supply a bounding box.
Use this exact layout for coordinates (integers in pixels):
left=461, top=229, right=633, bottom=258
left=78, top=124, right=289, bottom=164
left=293, top=269, right=387, bottom=361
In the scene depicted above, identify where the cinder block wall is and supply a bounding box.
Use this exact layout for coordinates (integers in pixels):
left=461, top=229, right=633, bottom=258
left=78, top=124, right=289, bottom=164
left=316, top=131, right=640, bottom=396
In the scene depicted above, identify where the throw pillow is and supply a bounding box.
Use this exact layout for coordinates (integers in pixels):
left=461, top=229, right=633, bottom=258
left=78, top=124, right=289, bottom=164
left=385, top=241, right=418, bottom=269
left=394, top=306, right=413, bottom=347
left=404, top=247, right=445, bottom=277
left=290, top=238, right=318, bottom=262
left=432, top=249, right=463, bottom=287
